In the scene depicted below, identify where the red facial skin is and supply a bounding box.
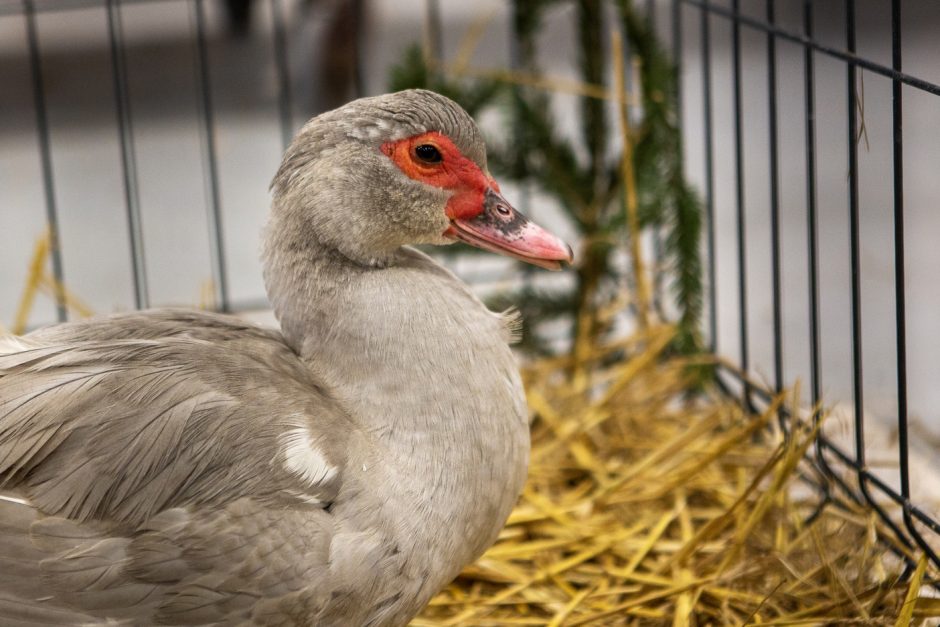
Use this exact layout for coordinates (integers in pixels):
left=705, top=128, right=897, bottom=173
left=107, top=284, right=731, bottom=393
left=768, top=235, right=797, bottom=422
left=382, top=131, right=573, bottom=270
left=380, top=131, right=498, bottom=222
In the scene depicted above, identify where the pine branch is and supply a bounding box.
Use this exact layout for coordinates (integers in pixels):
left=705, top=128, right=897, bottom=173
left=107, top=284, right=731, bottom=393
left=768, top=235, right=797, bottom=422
left=619, top=0, right=705, bottom=356
left=387, top=0, right=706, bottom=361
left=388, top=44, right=502, bottom=118
left=501, top=96, right=590, bottom=226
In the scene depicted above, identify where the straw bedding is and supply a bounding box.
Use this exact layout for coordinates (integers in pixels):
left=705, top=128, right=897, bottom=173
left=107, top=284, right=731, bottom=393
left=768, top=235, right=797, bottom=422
left=414, top=325, right=940, bottom=626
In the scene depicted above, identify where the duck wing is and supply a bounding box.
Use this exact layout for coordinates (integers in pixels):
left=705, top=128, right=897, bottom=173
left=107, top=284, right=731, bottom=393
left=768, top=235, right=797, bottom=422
left=0, top=311, right=369, bottom=625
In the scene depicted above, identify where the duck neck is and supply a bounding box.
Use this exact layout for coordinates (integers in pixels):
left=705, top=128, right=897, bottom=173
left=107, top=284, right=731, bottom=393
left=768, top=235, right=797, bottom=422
left=262, top=214, right=529, bottom=562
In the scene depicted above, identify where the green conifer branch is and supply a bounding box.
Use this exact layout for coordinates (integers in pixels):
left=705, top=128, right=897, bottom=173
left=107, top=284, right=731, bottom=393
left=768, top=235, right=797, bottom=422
left=388, top=0, right=706, bottom=362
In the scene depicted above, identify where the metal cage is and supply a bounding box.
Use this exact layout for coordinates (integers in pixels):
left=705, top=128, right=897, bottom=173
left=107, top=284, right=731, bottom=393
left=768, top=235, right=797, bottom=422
left=672, top=0, right=940, bottom=576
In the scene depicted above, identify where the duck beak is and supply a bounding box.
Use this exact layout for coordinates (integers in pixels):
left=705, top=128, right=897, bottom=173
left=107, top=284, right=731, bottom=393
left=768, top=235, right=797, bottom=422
left=445, top=189, right=574, bottom=271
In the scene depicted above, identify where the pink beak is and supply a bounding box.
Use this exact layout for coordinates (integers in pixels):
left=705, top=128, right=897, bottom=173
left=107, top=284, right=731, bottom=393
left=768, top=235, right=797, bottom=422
left=446, top=189, right=573, bottom=271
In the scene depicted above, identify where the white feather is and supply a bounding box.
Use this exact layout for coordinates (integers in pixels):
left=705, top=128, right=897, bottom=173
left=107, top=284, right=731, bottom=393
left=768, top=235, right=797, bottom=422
left=0, top=493, right=31, bottom=506
left=280, top=427, right=338, bottom=492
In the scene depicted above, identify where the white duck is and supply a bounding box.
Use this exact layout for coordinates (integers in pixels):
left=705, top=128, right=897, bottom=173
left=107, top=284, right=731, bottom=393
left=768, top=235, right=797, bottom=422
left=0, top=89, right=571, bottom=626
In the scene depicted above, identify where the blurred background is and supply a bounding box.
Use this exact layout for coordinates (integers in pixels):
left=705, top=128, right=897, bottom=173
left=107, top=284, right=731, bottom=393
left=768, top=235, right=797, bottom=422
left=2, top=0, right=940, bottom=529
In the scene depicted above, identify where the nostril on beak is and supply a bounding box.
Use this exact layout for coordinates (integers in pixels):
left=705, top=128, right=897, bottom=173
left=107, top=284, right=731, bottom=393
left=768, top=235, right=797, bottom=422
left=496, top=204, right=511, bottom=217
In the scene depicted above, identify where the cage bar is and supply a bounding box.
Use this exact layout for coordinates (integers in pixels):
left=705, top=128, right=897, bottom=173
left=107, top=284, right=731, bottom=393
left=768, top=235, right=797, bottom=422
left=671, top=0, right=681, bottom=136
left=765, top=0, right=783, bottom=409
left=106, top=0, right=149, bottom=310
left=699, top=0, right=716, bottom=353
left=23, top=0, right=67, bottom=321
left=270, top=0, right=293, bottom=151
left=682, top=0, right=940, bottom=97
left=730, top=0, right=749, bottom=409
left=889, top=0, right=939, bottom=566
left=190, top=0, right=229, bottom=312
left=685, top=0, right=940, bottom=574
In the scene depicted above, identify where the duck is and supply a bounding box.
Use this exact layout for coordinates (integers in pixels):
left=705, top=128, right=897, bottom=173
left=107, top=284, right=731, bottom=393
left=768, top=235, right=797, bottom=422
left=0, top=89, right=572, bottom=626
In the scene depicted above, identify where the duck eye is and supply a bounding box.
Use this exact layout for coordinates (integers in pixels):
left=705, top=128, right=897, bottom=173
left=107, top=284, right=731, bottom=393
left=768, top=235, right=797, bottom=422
left=414, top=144, right=442, bottom=164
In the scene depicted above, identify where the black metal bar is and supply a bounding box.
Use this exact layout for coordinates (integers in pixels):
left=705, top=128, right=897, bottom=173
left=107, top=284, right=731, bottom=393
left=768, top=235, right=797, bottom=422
left=845, top=0, right=865, bottom=483
left=766, top=0, right=783, bottom=409
left=802, top=0, right=822, bottom=426
left=106, top=0, right=148, bottom=310
left=700, top=0, right=716, bottom=353
left=424, top=0, right=442, bottom=80
left=712, top=370, right=862, bottom=519
left=270, top=0, right=293, bottom=151
left=891, top=0, right=908, bottom=513
left=656, top=0, right=679, bottom=317
left=191, top=0, right=229, bottom=312
left=23, top=0, right=67, bottom=322
left=508, top=0, right=534, bottom=291
left=1, top=0, right=166, bottom=17
left=714, top=364, right=940, bottom=539
left=672, top=0, right=681, bottom=135
left=844, top=0, right=911, bottom=552
left=680, top=0, right=940, bottom=97
left=730, top=0, right=749, bottom=409
left=682, top=0, right=940, bottom=573
left=351, top=0, right=365, bottom=98
left=890, top=0, right=940, bottom=566
left=641, top=2, right=662, bottom=316
left=801, top=0, right=838, bottom=506
left=426, top=0, right=441, bottom=58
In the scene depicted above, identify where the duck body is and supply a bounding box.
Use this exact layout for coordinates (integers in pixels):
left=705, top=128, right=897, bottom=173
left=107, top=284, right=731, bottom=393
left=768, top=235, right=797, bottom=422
left=0, top=90, right=569, bottom=625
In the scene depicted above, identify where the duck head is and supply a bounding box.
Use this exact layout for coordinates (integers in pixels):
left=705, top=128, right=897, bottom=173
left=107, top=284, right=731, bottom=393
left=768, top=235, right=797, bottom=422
left=270, top=89, right=572, bottom=270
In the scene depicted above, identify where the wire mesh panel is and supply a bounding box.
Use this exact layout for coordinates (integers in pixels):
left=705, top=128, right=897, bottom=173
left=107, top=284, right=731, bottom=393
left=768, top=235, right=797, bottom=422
left=0, top=0, right=371, bottom=325
left=674, top=0, right=940, bottom=573
left=0, top=0, right=541, bottom=332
